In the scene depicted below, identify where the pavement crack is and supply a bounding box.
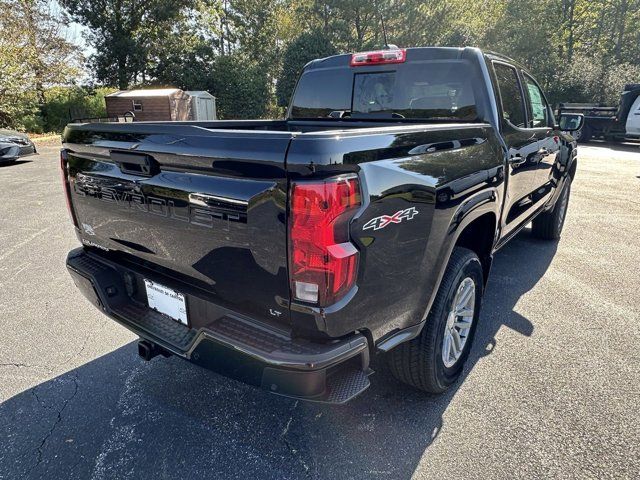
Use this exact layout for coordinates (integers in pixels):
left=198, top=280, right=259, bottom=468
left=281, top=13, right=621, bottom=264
left=26, top=375, right=80, bottom=477
left=60, top=319, right=108, bottom=368
left=1, top=362, right=53, bottom=373
left=61, top=333, right=91, bottom=366
left=32, top=388, right=54, bottom=411
left=279, top=401, right=311, bottom=476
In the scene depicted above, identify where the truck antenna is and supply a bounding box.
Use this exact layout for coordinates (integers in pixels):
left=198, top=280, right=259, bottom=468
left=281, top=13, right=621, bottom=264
left=375, top=1, right=392, bottom=49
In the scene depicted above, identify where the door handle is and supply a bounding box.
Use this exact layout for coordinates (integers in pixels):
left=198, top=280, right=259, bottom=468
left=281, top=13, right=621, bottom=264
left=508, top=155, right=526, bottom=167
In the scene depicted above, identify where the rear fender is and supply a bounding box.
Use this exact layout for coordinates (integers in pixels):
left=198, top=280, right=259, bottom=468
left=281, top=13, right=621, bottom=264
left=377, top=188, right=500, bottom=351
left=422, top=188, right=500, bottom=316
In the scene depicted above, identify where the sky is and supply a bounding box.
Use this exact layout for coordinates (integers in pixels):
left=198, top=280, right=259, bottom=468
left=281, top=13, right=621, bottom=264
left=54, top=0, right=94, bottom=58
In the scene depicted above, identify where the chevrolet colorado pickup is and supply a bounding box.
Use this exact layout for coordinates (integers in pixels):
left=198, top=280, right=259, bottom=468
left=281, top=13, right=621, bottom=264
left=62, top=47, right=582, bottom=403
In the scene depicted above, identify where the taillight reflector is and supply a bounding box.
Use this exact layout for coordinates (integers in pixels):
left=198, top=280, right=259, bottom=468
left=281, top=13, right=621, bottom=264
left=350, top=48, right=406, bottom=67
left=289, top=176, right=361, bottom=306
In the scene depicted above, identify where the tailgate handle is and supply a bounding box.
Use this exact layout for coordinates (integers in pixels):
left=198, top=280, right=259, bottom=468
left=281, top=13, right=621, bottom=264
left=110, top=151, right=156, bottom=176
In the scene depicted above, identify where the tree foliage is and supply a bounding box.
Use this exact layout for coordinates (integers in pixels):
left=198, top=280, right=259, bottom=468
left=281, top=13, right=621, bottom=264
left=3, top=0, right=640, bottom=128
left=0, top=0, right=81, bottom=129
left=276, top=31, right=337, bottom=107
left=209, top=55, right=272, bottom=119
left=40, top=86, right=116, bottom=131
left=62, top=0, right=193, bottom=89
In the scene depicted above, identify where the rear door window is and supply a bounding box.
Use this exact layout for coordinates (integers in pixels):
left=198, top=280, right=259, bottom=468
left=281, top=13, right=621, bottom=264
left=523, top=74, right=549, bottom=128
left=493, top=63, right=527, bottom=128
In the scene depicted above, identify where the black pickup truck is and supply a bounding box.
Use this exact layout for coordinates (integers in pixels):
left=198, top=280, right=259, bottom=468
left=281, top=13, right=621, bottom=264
left=62, top=47, right=582, bottom=403
left=558, top=83, right=640, bottom=142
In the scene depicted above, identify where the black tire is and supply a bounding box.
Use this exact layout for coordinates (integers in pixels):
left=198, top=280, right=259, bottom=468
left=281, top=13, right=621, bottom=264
left=531, top=179, right=571, bottom=240
left=388, top=247, right=483, bottom=393
left=575, top=124, right=592, bottom=143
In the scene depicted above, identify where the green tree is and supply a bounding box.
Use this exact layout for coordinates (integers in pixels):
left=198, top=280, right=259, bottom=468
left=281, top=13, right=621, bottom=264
left=0, top=0, right=81, bottom=129
left=276, top=31, right=336, bottom=107
left=40, top=86, right=116, bottom=131
left=62, top=0, right=193, bottom=89
left=54, top=0, right=640, bottom=120
left=209, top=55, right=271, bottom=118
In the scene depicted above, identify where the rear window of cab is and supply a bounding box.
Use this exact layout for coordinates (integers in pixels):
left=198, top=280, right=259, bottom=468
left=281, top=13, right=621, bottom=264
left=290, top=60, right=478, bottom=121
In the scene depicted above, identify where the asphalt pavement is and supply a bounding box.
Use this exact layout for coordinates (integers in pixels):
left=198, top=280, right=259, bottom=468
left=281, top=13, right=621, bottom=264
left=1, top=141, right=639, bottom=479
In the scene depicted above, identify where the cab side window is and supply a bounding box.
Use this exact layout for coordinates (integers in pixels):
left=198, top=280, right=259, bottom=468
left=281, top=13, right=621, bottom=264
left=523, top=74, right=549, bottom=128
left=493, top=63, right=526, bottom=128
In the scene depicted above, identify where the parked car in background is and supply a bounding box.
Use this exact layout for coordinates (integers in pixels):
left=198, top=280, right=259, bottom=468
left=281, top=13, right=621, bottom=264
left=0, top=129, right=36, bottom=164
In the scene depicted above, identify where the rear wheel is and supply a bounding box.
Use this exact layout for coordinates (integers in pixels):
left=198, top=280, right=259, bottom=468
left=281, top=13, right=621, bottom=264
left=531, top=179, right=571, bottom=240
left=388, top=247, right=483, bottom=393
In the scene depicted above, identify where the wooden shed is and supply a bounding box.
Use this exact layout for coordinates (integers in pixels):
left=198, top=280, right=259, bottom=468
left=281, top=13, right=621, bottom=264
left=105, top=88, right=216, bottom=122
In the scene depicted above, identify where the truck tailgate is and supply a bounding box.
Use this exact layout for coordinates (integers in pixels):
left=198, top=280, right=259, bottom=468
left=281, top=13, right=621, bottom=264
left=63, top=126, right=292, bottom=325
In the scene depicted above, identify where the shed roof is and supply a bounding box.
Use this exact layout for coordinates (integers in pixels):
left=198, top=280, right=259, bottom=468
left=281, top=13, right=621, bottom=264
left=185, top=91, right=216, bottom=99
left=106, top=88, right=182, bottom=98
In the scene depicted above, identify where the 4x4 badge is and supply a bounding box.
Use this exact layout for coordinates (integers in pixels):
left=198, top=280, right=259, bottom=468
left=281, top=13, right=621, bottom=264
left=363, top=207, right=419, bottom=231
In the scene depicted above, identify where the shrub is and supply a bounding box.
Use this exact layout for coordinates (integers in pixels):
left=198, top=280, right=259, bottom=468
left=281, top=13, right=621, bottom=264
left=40, top=86, right=117, bottom=132
left=208, top=55, right=272, bottom=119
left=276, top=31, right=337, bottom=108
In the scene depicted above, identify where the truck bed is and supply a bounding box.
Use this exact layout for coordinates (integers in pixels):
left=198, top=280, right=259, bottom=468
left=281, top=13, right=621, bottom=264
left=63, top=119, right=494, bottom=333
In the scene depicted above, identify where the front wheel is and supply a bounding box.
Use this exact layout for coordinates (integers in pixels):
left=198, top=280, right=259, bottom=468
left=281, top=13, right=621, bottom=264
left=531, top=179, right=571, bottom=240
left=388, top=247, right=483, bottom=393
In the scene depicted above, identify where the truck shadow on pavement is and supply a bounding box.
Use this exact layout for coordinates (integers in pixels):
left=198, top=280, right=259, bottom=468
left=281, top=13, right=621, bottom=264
left=0, top=229, right=557, bottom=480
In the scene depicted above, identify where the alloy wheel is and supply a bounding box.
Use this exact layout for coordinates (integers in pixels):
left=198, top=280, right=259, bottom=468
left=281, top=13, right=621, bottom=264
left=442, top=277, right=476, bottom=368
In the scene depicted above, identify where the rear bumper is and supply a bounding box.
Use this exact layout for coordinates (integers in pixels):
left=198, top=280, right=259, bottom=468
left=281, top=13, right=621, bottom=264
left=66, top=248, right=372, bottom=403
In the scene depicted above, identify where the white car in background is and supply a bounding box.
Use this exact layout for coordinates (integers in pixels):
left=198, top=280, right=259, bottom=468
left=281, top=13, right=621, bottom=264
left=0, top=129, right=36, bottom=164
left=626, top=94, right=640, bottom=139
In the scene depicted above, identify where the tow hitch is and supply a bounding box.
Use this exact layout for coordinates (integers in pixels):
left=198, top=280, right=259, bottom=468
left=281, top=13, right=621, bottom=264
left=137, top=339, right=169, bottom=361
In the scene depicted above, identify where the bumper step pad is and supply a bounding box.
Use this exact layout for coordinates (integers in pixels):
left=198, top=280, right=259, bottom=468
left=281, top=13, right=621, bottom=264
left=67, top=251, right=197, bottom=352
left=325, top=366, right=372, bottom=404
left=114, top=303, right=197, bottom=351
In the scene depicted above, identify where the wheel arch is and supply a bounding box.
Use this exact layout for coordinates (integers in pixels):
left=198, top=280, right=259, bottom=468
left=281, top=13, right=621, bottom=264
left=453, top=212, right=497, bottom=286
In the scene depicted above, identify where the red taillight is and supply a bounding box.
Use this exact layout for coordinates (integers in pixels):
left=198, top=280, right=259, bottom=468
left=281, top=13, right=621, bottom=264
left=289, top=176, right=361, bottom=306
left=60, top=150, right=78, bottom=227
left=350, top=48, right=406, bottom=67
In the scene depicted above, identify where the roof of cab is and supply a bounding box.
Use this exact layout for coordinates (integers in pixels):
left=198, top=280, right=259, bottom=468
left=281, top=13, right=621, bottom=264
left=304, top=46, right=472, bottom=70
left=304, top=46, right=526, bottom=73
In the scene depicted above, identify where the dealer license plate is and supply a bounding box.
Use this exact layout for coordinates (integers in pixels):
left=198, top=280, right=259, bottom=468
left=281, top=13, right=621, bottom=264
left=144, top=279, right=188, bottom=325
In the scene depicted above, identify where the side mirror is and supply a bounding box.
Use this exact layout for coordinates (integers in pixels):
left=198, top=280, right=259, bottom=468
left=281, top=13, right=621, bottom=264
left=557, top=113, right=584, bottom=132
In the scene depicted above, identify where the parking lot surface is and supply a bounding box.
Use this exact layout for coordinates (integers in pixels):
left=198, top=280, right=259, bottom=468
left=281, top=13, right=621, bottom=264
left=1, top=142, right=639, bottom=479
